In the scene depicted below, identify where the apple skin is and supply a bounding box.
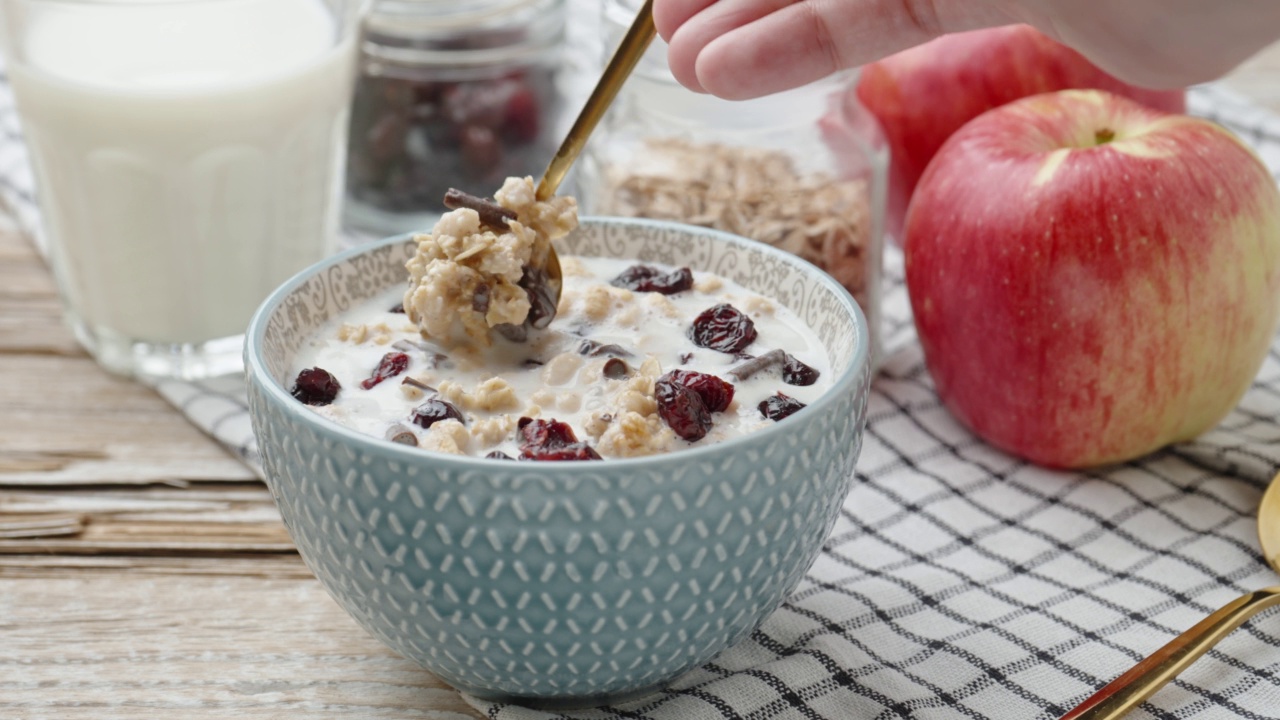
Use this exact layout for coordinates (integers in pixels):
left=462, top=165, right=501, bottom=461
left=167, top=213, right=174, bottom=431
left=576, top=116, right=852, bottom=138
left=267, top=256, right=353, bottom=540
left=855, top=25, right=1187, bottom=241
left=903, top=89, right=1280, bottom=469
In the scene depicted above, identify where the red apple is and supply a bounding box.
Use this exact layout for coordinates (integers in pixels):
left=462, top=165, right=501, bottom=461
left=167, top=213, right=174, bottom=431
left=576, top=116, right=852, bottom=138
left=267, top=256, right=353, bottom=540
left=855, top=25, right=1187, bottom=241
left=904, top=90, right=1280, bottom=468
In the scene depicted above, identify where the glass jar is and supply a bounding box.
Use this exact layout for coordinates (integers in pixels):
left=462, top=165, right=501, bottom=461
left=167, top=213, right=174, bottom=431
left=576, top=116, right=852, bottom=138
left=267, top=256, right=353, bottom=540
left=344, top=0, right=570, bottom=235
left=580, top=0, right=888, bottom=365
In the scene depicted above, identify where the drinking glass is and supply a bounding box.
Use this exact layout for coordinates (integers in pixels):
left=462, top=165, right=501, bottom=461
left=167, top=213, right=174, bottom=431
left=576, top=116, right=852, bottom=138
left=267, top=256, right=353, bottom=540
left=0, top=0, right=367, bottom=379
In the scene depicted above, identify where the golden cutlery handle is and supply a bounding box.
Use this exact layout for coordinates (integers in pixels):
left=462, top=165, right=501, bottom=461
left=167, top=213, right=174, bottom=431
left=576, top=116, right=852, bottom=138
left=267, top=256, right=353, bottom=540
left=1058, top=586, right=1280, bottom=720
left=535, top=0, right=656, bottom=201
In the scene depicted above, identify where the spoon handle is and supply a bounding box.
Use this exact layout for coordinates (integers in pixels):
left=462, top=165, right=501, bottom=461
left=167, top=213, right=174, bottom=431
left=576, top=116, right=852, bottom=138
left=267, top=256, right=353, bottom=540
left=535, top=0, right=656, bottom=201
left=1057, top=586, right=1280, bottom=720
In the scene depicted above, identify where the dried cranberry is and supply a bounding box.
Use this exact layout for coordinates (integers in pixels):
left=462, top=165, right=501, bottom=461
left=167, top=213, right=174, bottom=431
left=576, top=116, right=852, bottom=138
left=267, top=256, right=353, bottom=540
left=782, top=354, right=820, bottom=386
left=443, top=81, right=512, bottom=132
left=611, top=264, right=694, bottom=295
left=517, top=418, right=602, bottom=461
left=759, top=393, right=806, bottom=422
left=291, top=367, right=341, bottom=406
left=460, top=125, right=501, bottom=175
left=660, top=370, right=734, bottom=413
left=655, top=377, right=713, bottom=442
left=410, top=398, right=465, bottom=429
left=360, top=352, right=411, bottom=390
left=689, top=303, right=757, bottom=354
left=503, top=86, right=541, bottom=143
left=518, top=417, right=575, bottom=447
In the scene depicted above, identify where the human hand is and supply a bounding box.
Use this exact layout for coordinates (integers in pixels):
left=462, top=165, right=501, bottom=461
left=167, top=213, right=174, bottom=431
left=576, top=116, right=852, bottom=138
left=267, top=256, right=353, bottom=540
left=655, top=0, right=1280, bottom=100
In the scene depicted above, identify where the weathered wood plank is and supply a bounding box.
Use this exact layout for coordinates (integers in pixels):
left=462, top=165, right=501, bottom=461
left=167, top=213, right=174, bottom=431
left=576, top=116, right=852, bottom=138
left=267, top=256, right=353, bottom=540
left=0, top=484, right=291, bottom=553
left=0, top=217, right=81, bottom=356
left=0, top=570, right=484, bottom=719
left=0, top=356, right=256, bottom=486
left=0, top=554, right=314, bottom=578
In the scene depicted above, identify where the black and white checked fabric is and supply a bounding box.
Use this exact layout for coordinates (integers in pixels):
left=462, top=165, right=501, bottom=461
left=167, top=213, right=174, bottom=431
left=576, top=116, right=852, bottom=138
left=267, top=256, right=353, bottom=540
left=4, top=59, right=1280, bottom=719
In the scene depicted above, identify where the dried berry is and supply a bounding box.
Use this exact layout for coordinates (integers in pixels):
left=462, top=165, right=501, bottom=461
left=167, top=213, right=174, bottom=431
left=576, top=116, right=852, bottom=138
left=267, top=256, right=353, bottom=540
left=759, top=393, right=806, bottom=422
left=485, top=450, right=515, bottom=460
left=518, top=416, right=573, bottom=447
left=460, top=125, right=501, bottom=175
left=655, top=377, right=713, bottom=442
left=520, top=265, right=558, bottom=330
left=603, top=358, right=631, bottom=379
left=782, top=354, right=821, bottom=386
left=291, top=367, right=341, bottom=406
left=410, top=397, right=465, bottom=429
left=689, top=303, right=757, bottom=354
left=611, top=264, right=694, bottom=295
left=660, top=369, right=734, bottom=413
left=517, top=418, right=602, bottom=461
left=579, top=339, right=631, bottom=358
left=360, top=351, right=410, bottom=390
left=503, top=86, right=541, bottom=143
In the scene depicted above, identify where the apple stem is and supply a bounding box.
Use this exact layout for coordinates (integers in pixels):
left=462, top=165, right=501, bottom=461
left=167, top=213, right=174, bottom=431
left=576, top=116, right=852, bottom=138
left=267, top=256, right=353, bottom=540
left=1095, top=128, right=1117, bottom=144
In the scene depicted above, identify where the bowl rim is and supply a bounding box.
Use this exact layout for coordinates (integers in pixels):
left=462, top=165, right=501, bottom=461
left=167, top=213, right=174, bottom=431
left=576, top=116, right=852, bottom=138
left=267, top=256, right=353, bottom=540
left=245, top=216, right=870, bottom=470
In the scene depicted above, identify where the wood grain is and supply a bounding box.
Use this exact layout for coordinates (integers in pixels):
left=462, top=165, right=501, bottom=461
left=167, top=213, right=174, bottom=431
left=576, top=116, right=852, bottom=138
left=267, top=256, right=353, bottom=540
left=0, top=568, right=481, bottom=719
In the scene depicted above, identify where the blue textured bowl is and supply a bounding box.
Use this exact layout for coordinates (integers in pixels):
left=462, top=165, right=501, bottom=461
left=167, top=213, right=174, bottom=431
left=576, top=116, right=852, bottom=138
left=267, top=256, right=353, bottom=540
left=244, top=217, right=872, bottom=707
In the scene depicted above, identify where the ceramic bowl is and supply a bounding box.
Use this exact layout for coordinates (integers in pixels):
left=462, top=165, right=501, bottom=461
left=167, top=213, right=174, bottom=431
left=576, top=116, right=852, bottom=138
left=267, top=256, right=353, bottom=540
left=244, top=217, right=872, bottom=707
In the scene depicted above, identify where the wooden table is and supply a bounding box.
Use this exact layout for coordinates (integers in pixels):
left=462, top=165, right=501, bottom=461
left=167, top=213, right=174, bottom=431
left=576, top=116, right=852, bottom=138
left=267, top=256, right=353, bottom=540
left=4, top=46, right=1280, bottom=719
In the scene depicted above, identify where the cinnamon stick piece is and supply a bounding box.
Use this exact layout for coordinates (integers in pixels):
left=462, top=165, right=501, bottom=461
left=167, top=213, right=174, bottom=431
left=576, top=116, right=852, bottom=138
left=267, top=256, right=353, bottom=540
left=728, top=349, right=786, bottom=380
left=443, top=188, right=517, bottom=230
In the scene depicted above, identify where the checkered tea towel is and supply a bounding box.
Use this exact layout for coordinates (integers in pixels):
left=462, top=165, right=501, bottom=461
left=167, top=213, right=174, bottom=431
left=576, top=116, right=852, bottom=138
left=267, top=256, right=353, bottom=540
left=4, top=68, right=1280, bottom=718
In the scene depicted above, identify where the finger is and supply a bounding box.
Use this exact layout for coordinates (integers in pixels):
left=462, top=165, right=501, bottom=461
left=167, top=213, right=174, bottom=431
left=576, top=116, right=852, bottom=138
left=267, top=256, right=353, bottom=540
left=690, top=0, right=1013, bottom=99
left=653, top=0, right=718, bottom=42
left=667, top=0, right=799, bottom=93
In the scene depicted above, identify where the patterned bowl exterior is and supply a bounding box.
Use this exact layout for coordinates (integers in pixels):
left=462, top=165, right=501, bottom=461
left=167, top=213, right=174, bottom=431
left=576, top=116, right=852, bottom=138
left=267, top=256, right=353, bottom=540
left=244, top=218, right=872, bottom=705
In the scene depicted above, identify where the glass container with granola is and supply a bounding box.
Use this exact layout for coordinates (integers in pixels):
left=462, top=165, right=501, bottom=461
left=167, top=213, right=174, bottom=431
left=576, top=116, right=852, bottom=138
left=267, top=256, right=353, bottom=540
left=579, top=0, right=888, bottom=365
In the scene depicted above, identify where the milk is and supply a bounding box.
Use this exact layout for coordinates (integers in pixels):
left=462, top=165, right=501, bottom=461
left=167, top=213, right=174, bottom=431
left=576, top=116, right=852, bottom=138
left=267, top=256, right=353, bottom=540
left=291, top=256, right=835, bottom=459
left=7, top=0, right=358, bottom=356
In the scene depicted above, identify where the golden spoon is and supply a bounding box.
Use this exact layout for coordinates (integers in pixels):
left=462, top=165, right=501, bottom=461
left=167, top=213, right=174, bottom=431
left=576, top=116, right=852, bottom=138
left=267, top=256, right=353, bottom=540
left=1058, top=471, right=1280, bottom=720
left=527, top=0, right=656, bottom=321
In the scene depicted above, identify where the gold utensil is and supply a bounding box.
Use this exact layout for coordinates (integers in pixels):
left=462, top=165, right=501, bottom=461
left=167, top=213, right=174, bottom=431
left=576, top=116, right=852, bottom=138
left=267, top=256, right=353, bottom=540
left=1058, top=471, right=1280, bottom=720
left=530, top=0, right=656, bottom=315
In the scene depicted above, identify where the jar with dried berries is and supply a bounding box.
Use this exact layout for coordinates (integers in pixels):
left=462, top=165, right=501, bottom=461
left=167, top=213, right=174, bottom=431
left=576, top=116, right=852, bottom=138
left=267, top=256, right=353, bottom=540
left=344, top=0, right=570, bottom=235
left=579, top=0, right=888, bottom=366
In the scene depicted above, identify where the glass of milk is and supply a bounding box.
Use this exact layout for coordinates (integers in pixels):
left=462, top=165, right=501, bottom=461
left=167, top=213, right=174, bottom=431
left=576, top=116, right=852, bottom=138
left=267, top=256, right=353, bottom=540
left=0, top=0, right=367, bottom=379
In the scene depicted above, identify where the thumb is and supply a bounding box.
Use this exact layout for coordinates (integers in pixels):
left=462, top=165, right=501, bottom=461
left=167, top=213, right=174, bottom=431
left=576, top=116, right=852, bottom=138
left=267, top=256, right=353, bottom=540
left=663, top=0, right=1016, bottom=99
